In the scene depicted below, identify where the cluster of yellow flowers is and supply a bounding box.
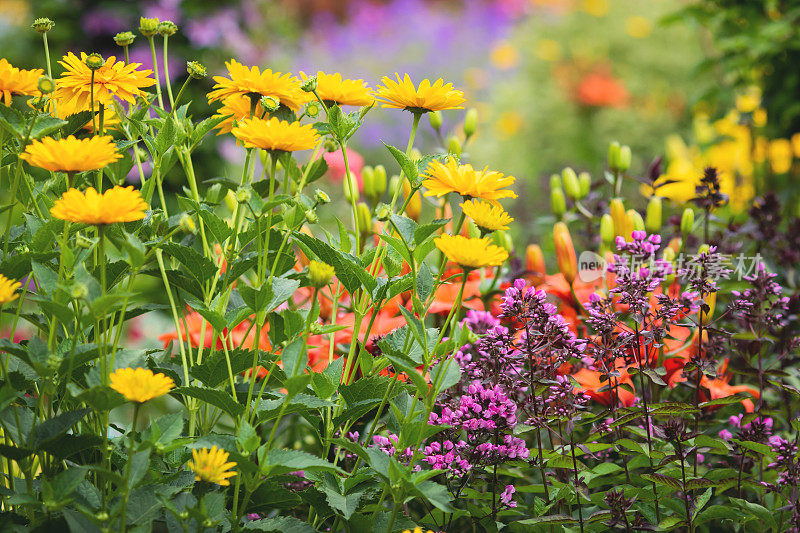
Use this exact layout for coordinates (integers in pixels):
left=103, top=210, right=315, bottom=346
left=652, top=87, right=800, bottom=210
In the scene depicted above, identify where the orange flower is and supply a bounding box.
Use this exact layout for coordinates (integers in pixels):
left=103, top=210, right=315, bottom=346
left=428, top=269, right=489, bottom=314
left=701, top=359, right=759, bottom=413
left=572, top=365, right=636, bottom=407
left=574, top=67, right=629, bottom=108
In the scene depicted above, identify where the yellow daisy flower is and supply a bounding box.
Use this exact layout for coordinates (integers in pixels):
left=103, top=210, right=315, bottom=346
left=460, top=199, right=513, bottom=232
left=21, top=135, right=121, bottom=173
left=188, top=446, right=237, bottom=486
left=231, top=116, right=320, bottom=152
left=403, top=528, right=435, bottom=533
left=435, top=234, right=508, bottom=269
left=211, top=94, right=267, bottom=135
left=300, top=71, right=374, bottom=107
left=422, top=158, right=517, bottom=201
left=376, top=73, right=465, bottom=112
left=55, top=52, right=155, bottom=109
left=0, top=58, right=43, bottom=105
left=109, top=367, right=174, bottom=403
left=207, top=59, right=309, bottom=111
left=51, top=186, right=148, bottom=225
left=0, top=274, right=22, bottom=305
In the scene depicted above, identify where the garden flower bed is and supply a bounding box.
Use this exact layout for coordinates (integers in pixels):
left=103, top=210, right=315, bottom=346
left=1, top=7, right=800, bottom=532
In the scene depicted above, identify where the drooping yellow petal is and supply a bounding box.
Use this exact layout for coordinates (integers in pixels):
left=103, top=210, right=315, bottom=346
left=50, top=186, right=148, bottom=225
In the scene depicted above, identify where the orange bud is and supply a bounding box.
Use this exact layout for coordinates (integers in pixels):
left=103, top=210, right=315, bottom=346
left=526, top=244, right=546, bottom=276
left=610, top=198, right=626, bottom=238
left=668, top=237, right=682, bottom=254
left=700, top=291, right=716, bottom=326
left=553, top=222, right=577, bottom=285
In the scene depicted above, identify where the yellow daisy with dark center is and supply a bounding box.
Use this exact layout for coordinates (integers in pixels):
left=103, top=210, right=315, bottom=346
left=434, top=234, right=508, bottom=269
left=21, top=135, right=121, bottom=172
left=422, top=158, right=516, bottom=201
left=0, top=58, right=43, bottom=105
left=207, top=59, right=309, bottom=111
left=231, top=116, right=320, bottom=152
left=376, top=73, right=465, bottom=112
left=51, top=186, right=148, bottom=225
left=55, top=52, right=155, bottom=109
left=460, top=199, right=514, bottom=232
left=300, top=71, right=374, bottom=107
left=109, top=367, right=174, bottom=403
left=0, top=274, right=22, bottom=305
left=188, top=446, right=237, bottom=486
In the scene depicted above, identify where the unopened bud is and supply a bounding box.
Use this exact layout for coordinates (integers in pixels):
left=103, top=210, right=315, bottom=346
left=186, top=61, right=206, bottom=79
left=549, top=173, right=562, bottom=191
left=139, top=17, right=160, bottom=37
left=680, top=208, right=694, bottom=237
left=447, top=136, right=462, bottom=157
left=600, top=214, right=614, bottom=245
left=114, top=31, right=136, bottom=47
left=235, top=187, right=252, bottom=204
left=308, top=260, right=335, bottom=288
left=698, top=243, right=710, bottom=255
left=526, top=244, right=546, bottom=275
left=553, top=222, right=577, bottom=285
left=429, top=110, right=443, bottom=130
left=492, top=230, right=513, bottom=253
left=305, top=101, right=320, bottom=118
left=323, top=139, right=337, bottom=153
left=371, top=165, right=387, bottom=199
left=388, top=175, right=401, bottom=197
left=618, top=145, right=631, bottom=172
left=32, top=17, right=55, bottom=34
left=343, top=173, right=359, bottom=203
left=645, top=197, right=662, bottom=233
left=305, top=209, right=318, bottom=224
left=700, top=291, right=716, bottom=326
left=70, top=283, right=88, bottom=300
left=562, top=167, right=580, bottom=200
left=578, top=171, right=591, bottom=198
left=260, top=96, right=279, bottom=112
left=178, top=213, right=196, bottom=234
left=157, top=20, right=178, bottom=36
left=550, top=187, right=566, bottom=220
left=37, top=76, right=55, bottom=95
left=463, top=108, right=478, bottom=138
left=375, top=202, right=391, bottom=221
left=357, top=203, right=372, bottom=235
left=301, top=76, right=318, bottom=93
left=627, top=209, right=644, bottom=232
left=609, top=198, right=626, bottom=237
left=403, top=180, right=421, bottom=221
left=608, top=141, right=621, bottom=170
left=314, top=189, right=330, bottom=205
left=84, top=53, right=104, bottom=71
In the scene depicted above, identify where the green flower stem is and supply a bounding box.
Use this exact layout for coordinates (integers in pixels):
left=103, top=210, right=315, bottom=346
left=340, top=142, right=360, bottom=253
left=42, top=32, right=55, bottom=116
left=90, top=70, right=97, bottom=133
left=123, top=45, right=130, bottom=65
left=163, top=35, right=174, bottom=109
left=118, top=403, right=141, bottom=533
left=170, top=77, right=191, bottom=117
left=148, top=36, right=164, bottom=108
left=156, top=249, right=194, bottom=432
left=2, top=162, right=22, bottom=259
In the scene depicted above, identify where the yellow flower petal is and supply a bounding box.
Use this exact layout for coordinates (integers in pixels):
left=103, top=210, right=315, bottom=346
left=109, top=367, right=174, bottom=403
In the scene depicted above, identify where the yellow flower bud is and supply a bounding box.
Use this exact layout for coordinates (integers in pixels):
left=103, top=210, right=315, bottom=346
left=553, top=222, right=577, bottom=285
left=645, top=197, right=662, bottom=233
left=680, top=208, right=694, bottom=236
left=700, top=291, right=716, bottom=326
left=609, top=198, right=626, bottom=237
left=308, top=260, right=335, bottom=288
left=608, top=141, right=621, bottom=170
left=578, top=171, right=591, bottom=198
left=618, top=145, right=631, bottom=172
left=357, top=202, right=372, bottom=236
left=447, top=136, right=462, bottom=157
left=139, top=17, right=160, bottom=37
left=627, top=209, right=644, bottom=232
left=429, top=110, right=443, bottom=130
left=492, top=230, right=514, bottom=253
left=600, top=214, right=614, bottom=245
left=551, top=187, right=566, bottom=219
left=463, top=108, right=478, bottom=138
left=562, top=167, right=580, bottom=200
left=403, top=180, right=421, bottom=221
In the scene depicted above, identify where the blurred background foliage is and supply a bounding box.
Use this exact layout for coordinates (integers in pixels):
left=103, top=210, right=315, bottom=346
left=2, top=0, right=800, bottom=242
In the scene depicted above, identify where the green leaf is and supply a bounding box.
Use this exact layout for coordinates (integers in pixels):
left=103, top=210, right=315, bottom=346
left=172, top=386, right=244, bottom=418
left=383, top=142, right=418, bottom=184
left=243, top=517, right=317, bottom=532
left=641, top=473, right=683, bottom=490
left=260, top=448, right=345, bottom=477
left=294, top=232, right=375, bottom=295
left=246, top=482, right=302, bottom=513
left=32, top=409, right=90, bottom=449
left=413, top=480, right=454, bottom=512
left=162, top=243, right=217, bottom=285
left=699, top=392, right=753, bottom=408
left=198, top=208, right=233, bottom=244
left=190, top=349, right=255, bottom=388
left=30, top=116, right=67, bottom=139
left=729, top=497, right=777, bottom=530
left=0, top=105, right=25, bottom=137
